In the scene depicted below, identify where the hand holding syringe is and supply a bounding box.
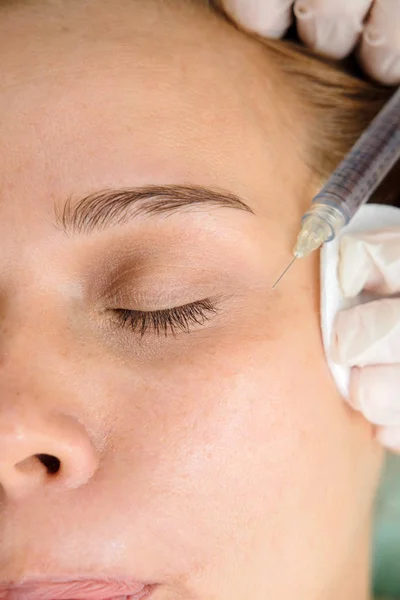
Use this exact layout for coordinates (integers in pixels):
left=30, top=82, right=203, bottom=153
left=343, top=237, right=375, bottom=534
left=273, top=85, right=400, bottom=289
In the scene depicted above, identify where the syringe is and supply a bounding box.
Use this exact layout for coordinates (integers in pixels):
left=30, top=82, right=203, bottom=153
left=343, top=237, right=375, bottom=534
left=272, top=86, right=400, bottom=289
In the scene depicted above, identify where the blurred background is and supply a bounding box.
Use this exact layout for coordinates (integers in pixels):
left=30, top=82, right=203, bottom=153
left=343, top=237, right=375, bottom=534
left=373, top=454, right=400, bottom=598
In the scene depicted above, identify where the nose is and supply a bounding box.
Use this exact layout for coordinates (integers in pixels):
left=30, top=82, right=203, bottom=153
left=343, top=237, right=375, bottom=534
left=0, top=405, right=99, bottom=501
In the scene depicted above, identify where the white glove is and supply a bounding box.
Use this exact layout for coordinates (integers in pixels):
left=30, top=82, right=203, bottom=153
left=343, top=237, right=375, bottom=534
left=331, top=228, right=400, bottom=453
left=219, top=0, right=400, bottom=85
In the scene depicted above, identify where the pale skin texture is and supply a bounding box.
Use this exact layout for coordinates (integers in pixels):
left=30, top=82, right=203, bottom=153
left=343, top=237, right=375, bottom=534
left=0, top=1, right=384, bottom=599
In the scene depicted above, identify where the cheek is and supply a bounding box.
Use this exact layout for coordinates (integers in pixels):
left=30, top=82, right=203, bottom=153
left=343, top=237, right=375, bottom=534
left=84, top=273, right=379, bottom=584
left=100, top=316, right=370, bottom=544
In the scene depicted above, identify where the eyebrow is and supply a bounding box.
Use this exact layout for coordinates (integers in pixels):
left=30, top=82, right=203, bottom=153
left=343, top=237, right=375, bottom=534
left=55, top=184, right=255, bottom=235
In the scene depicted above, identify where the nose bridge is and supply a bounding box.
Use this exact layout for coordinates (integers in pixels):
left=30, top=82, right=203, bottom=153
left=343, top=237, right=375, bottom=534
left=0, top=329, right=63, bottom=417
left=0, top=287, right=79, bottom=397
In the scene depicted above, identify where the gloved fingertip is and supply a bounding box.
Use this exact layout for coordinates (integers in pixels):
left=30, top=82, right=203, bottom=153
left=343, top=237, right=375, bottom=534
left=376, top=427, right=400, bottom=453
left=220, top=0, right=293, bottom=39
left=350, top=366, right=400, bottom=427
left=295, top=1, right=363, bottom=60
left=293, top=1, right=314, bottom=21
left=359, top=0, right=400, bottom=84
left=363, top=25, right=386, bottom=47
left=359, top=30, right=400, bottom=85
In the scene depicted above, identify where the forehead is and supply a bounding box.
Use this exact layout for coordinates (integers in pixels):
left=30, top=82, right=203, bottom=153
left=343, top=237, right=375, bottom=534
left=0, top=1, right=306, bottom=229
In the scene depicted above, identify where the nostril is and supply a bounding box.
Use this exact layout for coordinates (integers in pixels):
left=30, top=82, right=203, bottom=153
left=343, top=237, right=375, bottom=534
left=35, top=454, right=61, bottom=475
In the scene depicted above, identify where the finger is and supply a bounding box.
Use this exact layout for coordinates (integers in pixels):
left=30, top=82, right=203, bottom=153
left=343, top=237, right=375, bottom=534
left=348, top=365, right=400, bottom=426
left=376, top=426, right=400, bottom=453
left=359, top=0, right=400, bottom=85
left=293, top=0, right=372, bottom=59
left=338, top=229, right=400, bottom=297
left=332, top=299, right=400, bottom=366
left=219, top=0, right=294, bottom=38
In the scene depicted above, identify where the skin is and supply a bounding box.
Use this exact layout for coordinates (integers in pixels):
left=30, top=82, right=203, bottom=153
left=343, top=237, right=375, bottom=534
left=0, top=1, right=384, bottom=598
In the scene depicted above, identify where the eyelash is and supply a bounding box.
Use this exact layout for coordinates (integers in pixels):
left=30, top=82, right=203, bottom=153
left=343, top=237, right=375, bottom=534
left=112, top=299, right=218, bottom=337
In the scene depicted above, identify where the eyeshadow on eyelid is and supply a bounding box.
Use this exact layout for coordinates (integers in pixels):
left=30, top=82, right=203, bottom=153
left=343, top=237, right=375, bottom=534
left=86, top=257, right=231, bottom=303
left=103, top=282, right=227, bottom=312
left=80, top=226, right=268, bottom=312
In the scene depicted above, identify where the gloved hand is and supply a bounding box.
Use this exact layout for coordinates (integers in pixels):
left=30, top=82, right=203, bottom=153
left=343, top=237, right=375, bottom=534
left=219, top=0, right=400, bottom=85
left=331, top=228, right=400, bottom=453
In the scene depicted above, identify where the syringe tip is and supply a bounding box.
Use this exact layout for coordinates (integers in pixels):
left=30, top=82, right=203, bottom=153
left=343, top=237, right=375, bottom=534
left=272, top=212, right=337, bottom=289
left=294, top=215, right=332, bottom=258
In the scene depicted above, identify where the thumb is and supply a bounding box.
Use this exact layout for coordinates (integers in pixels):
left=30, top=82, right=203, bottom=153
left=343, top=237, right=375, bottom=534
left=348, top=365, right=400, bottom=427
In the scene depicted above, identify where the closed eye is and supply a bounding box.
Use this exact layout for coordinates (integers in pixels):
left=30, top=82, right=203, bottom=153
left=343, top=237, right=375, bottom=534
left=112, top=298, right=218, bottom=337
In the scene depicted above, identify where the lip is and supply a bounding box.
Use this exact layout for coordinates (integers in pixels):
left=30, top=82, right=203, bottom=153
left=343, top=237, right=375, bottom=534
left=0, top=578, right=156, bottom=600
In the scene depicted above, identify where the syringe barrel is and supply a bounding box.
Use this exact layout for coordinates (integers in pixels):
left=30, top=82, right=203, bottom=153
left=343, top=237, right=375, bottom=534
left=311, top=86, right=400, bottom=223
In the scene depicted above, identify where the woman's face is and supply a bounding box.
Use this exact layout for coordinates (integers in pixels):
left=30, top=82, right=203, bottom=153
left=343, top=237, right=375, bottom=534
left=0, top=2, right=383, bottom=599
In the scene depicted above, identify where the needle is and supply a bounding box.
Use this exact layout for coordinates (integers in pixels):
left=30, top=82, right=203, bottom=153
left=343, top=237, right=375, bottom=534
left=272, top=256, right=297, bottom=289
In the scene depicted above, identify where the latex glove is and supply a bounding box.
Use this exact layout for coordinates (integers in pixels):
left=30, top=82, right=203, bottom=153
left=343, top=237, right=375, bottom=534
left=219, top=0, right=400, bottom=85
left=331, top=228, right=400, bottom=453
